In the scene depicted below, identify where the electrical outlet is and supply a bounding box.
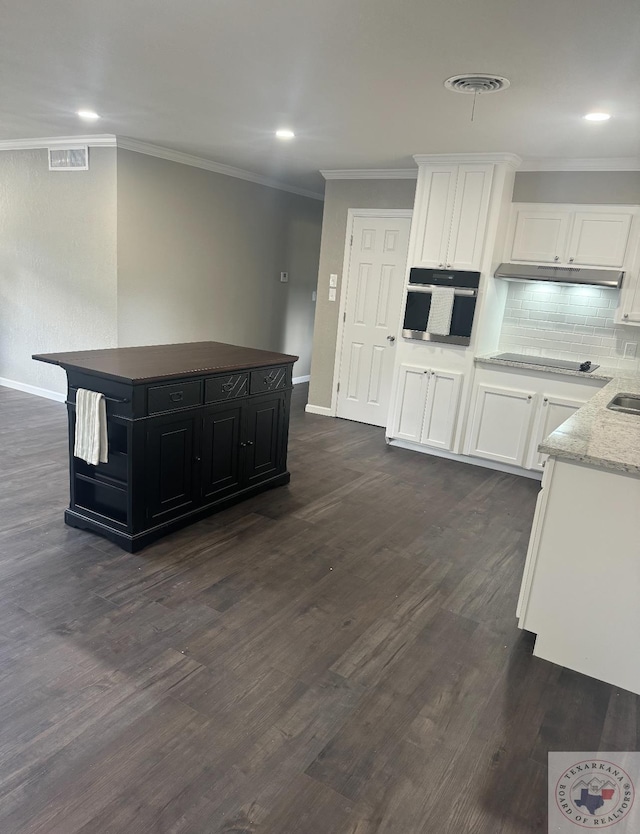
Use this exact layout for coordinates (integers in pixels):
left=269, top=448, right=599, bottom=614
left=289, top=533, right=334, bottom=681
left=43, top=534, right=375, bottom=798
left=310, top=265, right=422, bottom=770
left=280, top=272, right=288, bottom=283
left=328, top=288, right=337, bottom=302
left=624, top=342, right=637, bottom=359
left=329, top=274, right=338, bottom=288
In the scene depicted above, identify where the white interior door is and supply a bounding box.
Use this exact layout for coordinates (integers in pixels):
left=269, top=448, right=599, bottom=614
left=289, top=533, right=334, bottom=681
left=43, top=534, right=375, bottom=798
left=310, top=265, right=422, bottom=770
left=337, top=215, right=411, bottom=426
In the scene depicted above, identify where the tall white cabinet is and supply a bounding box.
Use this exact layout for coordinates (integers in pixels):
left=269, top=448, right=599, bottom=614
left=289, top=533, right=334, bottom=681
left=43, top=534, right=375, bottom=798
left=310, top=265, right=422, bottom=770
left=410, top=159, right=495, bottom=271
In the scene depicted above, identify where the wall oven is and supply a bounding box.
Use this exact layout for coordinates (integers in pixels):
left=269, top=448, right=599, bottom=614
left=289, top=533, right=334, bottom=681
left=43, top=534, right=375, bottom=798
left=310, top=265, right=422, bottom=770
left=402, top=267, right=480, bottom=346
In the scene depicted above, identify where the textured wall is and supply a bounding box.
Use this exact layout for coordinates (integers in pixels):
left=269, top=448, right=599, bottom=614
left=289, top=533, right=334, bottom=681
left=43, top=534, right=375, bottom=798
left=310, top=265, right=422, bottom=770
left=513, top=171, right=640, bottom=205
left=116, top=150, right=322, bottom=377
left=0, top=148, right=118, bottom=395
left=307, top=178, right=416, bottom=409
left=499, top=282, right=640, bottom=372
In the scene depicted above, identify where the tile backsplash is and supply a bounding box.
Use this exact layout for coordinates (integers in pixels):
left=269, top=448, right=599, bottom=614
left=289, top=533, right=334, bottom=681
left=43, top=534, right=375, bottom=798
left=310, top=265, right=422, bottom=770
left=498, top=282, right=640, bottom=372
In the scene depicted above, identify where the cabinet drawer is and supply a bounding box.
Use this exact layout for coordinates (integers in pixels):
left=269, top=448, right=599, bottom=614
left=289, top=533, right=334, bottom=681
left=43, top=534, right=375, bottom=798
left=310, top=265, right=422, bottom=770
left=205, top=373, right=248, bottom=403
left=147, top=380, right=202, bottom=414
left=250, top=366, right=289, bottom=394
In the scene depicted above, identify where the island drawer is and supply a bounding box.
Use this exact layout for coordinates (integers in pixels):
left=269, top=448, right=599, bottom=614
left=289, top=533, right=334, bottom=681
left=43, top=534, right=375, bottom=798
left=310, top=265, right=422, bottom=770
left=147, top=380, right=202, bottom=414
left=205, top=373, right=249, bottom=403
left=250, top=366, right=290, bottom=394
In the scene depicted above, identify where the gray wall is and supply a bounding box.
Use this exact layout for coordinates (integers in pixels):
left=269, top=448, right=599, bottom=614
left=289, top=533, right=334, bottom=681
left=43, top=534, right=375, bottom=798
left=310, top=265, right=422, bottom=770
left=307, top=179, right=417, bottom=409
left=513, top=171, right=640, bottom=205
left=0, top=148, right=117, bottom=395
left=116, top=149, right=322, bottom=377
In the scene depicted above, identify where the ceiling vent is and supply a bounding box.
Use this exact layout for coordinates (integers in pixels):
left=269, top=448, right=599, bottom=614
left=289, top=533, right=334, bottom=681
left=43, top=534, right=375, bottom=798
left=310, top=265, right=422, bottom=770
left=48, top=146, right=89, bottom=171
left=444, top=74, right=511, bottom=95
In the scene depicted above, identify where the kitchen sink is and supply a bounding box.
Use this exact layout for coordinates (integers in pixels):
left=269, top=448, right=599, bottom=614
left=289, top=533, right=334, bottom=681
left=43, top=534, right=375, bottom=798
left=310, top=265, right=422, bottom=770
left=607, top=393, right=640, bottom=415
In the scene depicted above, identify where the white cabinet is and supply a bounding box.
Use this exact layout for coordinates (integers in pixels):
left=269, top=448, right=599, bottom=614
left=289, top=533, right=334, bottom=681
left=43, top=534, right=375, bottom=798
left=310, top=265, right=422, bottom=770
left=567, top=211, right=632, bottom=267
left=526, top=394, right=586, bottom=471
left=466, top=383, right=536, bottom=467
left=391, top=364, right=462, bottom=451
left=510, top=209, right=570, bottom=263
left=617, top=231, right=640, bottom=325
left=507, top=204, right=635, bottom=268
left=413, top=163, right=493, bottom=271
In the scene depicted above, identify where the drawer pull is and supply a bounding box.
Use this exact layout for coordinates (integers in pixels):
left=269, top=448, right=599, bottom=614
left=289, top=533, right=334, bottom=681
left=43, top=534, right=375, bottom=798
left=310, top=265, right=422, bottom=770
left=169, top=391, right=184, bottom=403
left=265, top=374, right=277, bottom=384
left=222, top=381, right=235, bottom=392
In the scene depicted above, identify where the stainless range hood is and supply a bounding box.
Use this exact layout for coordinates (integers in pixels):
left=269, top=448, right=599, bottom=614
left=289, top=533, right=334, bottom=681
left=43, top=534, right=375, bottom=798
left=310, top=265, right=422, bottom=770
left=495, top=262, right=624, bottom=289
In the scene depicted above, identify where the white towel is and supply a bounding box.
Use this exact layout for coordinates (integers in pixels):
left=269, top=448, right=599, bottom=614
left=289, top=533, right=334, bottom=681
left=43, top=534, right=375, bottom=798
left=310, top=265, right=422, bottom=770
left=74, top=389, right=108, bottom=466
left=426, top=287, right=455, bottom=336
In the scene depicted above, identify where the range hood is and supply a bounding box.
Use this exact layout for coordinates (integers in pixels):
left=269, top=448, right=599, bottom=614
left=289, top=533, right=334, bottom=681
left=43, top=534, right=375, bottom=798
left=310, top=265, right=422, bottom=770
left=495, top=263, right=624, bottom=289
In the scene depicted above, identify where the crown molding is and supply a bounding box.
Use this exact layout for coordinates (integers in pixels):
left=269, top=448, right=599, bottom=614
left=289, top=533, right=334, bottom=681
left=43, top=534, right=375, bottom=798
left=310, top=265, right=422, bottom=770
left=0, top=134, right=117, bottom=151
left=413, top=152, right=522, bottom=167
left=321, top=168, right=417, bottom=180
left=519, top=157, right=640, bottom=172
left=116, top=137, right=324, bottom=200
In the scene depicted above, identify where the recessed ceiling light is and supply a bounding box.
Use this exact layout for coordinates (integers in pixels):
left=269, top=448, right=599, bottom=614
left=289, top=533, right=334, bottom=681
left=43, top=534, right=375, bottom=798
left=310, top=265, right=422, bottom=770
left=77, top=110, right=100, bottom=121
left=583, top=112, right=611, bottom=121
left=275, top=129, right=295, bottom=140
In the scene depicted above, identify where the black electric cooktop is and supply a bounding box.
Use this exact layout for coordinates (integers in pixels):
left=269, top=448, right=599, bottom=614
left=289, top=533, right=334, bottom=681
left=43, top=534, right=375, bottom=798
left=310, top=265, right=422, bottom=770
left=491, top=353, right=600, bottom=373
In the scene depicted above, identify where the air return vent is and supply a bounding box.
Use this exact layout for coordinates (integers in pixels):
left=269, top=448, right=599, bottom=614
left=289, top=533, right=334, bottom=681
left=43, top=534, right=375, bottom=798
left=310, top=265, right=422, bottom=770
left=444, top=74, right=510, bottom=94
left=48, top=146, right=89, bottom=171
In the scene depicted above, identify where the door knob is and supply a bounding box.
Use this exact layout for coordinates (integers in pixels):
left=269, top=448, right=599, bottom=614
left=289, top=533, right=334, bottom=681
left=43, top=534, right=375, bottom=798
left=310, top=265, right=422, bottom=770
left=386, top=335, right=395, bottom=343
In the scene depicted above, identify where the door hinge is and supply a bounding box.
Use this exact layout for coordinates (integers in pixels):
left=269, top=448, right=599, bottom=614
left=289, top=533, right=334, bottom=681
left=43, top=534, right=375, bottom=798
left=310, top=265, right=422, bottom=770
left=337, top=382, right=340, bottom=393
left=343, top=312, right=346, bottom=323
left=350, top=234, right=353, bottom=246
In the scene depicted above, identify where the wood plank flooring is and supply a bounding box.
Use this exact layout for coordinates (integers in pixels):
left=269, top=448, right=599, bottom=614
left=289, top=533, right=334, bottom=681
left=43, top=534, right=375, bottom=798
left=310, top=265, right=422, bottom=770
left=0, top=383, right=637, bottom=833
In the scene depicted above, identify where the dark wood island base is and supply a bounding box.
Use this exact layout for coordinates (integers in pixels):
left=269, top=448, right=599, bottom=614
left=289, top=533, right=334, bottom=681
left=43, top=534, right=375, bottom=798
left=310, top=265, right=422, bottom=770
left=34, top=342, right=298, bottom=552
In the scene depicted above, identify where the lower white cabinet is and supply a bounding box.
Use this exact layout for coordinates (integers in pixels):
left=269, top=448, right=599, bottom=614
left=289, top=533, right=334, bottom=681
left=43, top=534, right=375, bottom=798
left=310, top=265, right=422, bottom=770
left=391, top=364, right=462, bottom=451
left=466, top=384, right=536, bottom=467
left=526, top=394, right=587, bottom=471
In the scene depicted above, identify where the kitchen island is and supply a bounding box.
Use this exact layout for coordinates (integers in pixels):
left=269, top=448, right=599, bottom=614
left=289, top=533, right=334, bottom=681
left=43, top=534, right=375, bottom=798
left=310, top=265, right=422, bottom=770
left=516, top=374, right=640, bottom=694
left=33, top=342, right=298, bottom=552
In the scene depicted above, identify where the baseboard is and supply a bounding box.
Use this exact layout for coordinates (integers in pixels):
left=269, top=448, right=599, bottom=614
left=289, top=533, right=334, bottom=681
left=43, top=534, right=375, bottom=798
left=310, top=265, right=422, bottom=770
left=304, top=403, right=334, bottom=417
left=386, top=437, right=542, bottom=480
left=293, top=375, right=310, bottom=385
left=0, top=376, right=65, bottom=403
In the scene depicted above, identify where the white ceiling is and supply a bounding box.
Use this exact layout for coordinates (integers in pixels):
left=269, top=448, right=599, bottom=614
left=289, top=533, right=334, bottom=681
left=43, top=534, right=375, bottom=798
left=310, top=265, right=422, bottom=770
left=1, top=0, right=639, bottom=195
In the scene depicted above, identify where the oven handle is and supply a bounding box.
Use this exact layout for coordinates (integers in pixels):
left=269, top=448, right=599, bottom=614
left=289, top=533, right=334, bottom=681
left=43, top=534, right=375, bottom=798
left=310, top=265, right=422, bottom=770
left=408, top=285, right=477, bottom=297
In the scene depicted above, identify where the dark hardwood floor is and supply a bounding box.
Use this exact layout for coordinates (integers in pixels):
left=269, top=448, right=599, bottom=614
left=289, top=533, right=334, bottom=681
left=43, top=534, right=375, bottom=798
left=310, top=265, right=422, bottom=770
left=0, top=383, right=637, bottom=833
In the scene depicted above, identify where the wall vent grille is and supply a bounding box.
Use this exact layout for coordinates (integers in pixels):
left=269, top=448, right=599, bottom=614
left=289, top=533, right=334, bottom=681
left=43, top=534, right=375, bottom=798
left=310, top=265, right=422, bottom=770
left=48, top=146, right=89, bottom=171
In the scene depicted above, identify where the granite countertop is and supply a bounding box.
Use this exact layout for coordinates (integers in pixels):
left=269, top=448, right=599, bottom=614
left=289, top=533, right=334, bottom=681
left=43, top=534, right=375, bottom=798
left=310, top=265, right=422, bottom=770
left=539, top=375, right=640, bottom=474
left=475, top=354, right=617, bottom=381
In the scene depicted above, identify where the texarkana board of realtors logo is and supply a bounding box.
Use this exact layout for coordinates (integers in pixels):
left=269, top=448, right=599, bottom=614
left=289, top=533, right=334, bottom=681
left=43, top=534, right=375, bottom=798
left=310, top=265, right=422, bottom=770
left=549, top=753, right=640, bottom=831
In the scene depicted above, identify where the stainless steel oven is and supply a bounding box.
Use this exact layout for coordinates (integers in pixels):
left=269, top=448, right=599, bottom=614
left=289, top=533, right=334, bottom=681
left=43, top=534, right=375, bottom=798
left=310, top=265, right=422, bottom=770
left=402, top=267, right=480, bottom=346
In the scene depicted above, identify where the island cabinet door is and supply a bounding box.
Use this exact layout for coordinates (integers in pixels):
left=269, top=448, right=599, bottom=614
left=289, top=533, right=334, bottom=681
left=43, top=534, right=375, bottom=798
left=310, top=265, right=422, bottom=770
left=145, top=413, right=200, bottom=522
left=244, top=394, right=285, bottom=487
left=201, top=403, right=243, bottom=502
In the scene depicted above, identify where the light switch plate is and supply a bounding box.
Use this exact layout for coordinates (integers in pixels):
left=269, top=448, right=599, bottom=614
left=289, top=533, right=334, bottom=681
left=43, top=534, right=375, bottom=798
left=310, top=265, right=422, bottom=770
left=329, top=274, right=338, bottom=288
left=328, top=288, right=337, bottom=302
left=280, top=272, right=289, bottom=283
left=312, top=291, right=317, bottom=302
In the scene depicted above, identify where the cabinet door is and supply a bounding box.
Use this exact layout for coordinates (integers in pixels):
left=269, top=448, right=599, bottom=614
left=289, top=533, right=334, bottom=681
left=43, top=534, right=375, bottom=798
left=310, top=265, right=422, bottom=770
left=510, top=209, right=570, bottom=263
left=390, top=365, right=430, bottom=442
left=466, top=384, right=536, bottom=467
left=526, top=395, right=585, bottom=472
left=446, top=164, right=493, bottom=270
left=201, top=403, right=243, bottom=502
left=421, top=370, right=463, bottom=450
left=146, top=413, right=199, bottom=522
left=516, top=458, right=554, bottom=626
left=617, top=232, right=640, bottom=325
left=244, top=394, right=285, bottom=487
left=566, top=211, right=632, bottom=267
left=413, top=166, right=458, bottom=268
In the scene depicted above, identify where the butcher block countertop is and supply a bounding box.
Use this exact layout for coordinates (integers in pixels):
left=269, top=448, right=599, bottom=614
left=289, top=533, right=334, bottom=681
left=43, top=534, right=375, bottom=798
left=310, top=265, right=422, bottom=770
left=33, top=341, right=299, bottom=385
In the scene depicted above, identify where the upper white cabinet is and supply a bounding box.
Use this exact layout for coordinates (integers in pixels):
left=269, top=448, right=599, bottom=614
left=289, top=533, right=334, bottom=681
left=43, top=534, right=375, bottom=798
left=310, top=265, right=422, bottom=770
left=507, top=204, right=635, bottom=268
left=390, top=364, right=463, bottom=451
left=466, top=383, right=536, bottom=467
left=615, top=226, right=640, bottom=325
left=412, top=163, right=494, bottom=271
left=510, top=209, right=570, bottom=263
